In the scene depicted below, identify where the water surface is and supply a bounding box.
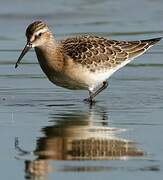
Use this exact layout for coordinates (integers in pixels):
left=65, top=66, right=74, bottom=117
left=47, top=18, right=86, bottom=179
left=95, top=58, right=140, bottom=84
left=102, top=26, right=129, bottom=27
left=0, top=0, right=163, bottom=180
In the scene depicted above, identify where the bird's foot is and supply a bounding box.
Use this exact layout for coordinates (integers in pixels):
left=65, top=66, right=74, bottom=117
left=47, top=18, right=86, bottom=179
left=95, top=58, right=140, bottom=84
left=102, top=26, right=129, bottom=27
left=83, top=97, right=96, bottom=105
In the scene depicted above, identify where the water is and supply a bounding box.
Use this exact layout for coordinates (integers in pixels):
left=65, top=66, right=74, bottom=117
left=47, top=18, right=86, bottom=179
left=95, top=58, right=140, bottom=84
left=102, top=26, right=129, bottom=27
left=0, top=0, right=163, bottom=179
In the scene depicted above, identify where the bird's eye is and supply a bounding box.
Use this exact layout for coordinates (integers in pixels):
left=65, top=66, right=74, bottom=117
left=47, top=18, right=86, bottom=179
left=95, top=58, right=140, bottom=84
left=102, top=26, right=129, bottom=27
left=38, top=32, right=42, bottom=37
left=35, top=32, right=42, bottom=39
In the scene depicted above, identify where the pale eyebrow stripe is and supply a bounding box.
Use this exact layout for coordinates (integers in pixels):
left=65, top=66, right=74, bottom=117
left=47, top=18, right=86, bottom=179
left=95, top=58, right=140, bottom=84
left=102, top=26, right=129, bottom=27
left=35, top=28, right=47, bottom=36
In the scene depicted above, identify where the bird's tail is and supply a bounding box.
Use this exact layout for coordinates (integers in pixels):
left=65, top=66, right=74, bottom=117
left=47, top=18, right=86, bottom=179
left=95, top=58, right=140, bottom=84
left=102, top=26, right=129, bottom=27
left=141, top=37, right=162, bottom=46
left=127, top=37, right=162, bottom=59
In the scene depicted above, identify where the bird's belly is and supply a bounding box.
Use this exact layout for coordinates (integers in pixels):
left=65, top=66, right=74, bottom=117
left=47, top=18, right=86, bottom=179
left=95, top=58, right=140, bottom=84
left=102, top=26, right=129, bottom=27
left=39, top=57, right=112, bottom=90
left=49, top=74, right=88, bottom=90
left=47, top=67, right=114, bottom=90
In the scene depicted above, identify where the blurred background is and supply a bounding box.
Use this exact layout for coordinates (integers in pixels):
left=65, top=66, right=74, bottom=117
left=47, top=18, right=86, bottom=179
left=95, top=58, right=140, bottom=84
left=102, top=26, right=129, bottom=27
left=0, top=0, right=163, bottom=180
left=1, top=0, right=163, bottom=49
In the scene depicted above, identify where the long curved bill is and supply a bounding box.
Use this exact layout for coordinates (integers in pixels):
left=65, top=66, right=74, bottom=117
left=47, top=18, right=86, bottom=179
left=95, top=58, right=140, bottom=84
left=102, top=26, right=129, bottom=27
left=15, top=42, right=32, bottom=68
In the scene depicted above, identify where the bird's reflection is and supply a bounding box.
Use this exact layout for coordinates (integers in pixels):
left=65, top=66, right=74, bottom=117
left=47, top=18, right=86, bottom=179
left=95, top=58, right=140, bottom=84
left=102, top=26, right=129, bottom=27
left=15, top=106, right=144, bottom=179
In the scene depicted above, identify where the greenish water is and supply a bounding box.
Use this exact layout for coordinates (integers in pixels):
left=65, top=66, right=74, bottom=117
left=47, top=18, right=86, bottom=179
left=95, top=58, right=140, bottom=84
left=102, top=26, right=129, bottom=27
left=1, top=0, right=163, bottom=180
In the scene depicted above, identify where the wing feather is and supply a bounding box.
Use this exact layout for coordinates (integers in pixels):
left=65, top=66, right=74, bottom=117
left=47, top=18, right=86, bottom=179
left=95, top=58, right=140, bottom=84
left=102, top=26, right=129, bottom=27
left=61, top=36, right=161, bottom=72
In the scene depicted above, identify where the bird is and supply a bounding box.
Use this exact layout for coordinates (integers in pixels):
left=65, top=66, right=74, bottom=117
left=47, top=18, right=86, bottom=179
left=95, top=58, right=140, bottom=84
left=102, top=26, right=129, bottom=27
left=15, top=21, right=161, bottom=103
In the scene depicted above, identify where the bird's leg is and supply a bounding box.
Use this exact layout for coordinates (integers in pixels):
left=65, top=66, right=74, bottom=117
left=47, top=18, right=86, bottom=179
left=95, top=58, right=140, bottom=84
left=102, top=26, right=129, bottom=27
left=90, top=81, right=108, bottom=99
left=84, top=81, right=108, bottom=103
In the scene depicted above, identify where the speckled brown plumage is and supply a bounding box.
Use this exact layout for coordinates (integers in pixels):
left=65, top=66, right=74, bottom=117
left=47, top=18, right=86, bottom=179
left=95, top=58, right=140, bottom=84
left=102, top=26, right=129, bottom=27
left=61, top=35, right=161, bottom=72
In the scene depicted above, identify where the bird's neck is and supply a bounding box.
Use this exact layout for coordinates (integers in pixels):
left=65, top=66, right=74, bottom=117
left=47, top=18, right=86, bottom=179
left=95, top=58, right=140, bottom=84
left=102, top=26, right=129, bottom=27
left=35, top=41, right=64, bottom=75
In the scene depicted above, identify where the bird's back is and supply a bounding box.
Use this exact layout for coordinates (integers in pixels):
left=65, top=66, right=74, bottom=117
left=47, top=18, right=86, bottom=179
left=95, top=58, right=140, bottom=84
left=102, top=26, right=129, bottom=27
left=61, top=35, right=161, bottom=73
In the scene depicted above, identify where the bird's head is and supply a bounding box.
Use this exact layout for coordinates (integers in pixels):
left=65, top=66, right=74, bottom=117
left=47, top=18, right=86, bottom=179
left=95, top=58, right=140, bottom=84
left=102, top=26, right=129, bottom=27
left=15, top=21, right=52, bottom=68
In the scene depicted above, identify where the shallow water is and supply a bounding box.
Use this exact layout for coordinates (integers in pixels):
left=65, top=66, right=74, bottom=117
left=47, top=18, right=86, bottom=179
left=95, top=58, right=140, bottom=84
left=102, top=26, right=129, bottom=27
left=1, top=0, right=163, bottom=179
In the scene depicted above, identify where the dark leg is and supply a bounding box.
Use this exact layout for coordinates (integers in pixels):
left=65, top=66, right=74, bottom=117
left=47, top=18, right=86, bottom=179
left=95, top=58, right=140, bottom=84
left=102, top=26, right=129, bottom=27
left=84, top=81, right=108, bottom=103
